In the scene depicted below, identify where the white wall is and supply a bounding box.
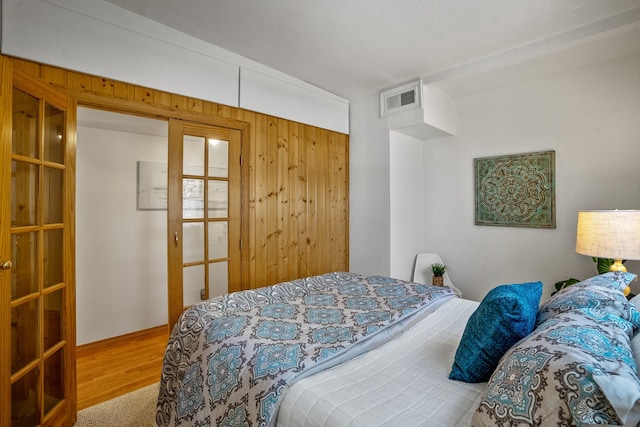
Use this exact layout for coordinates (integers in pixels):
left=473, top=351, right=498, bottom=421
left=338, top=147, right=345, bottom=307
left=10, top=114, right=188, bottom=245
left=389, top=131, right=426, bottom=280
left=350, top=49, right=640, bottom=302
left=422, top=53, right=640, bottom=301
left=348, top=94, right=392, bottom=276
left=1, top=0, right=348, bottom=133
left=76, top=119, right=168, bottom=345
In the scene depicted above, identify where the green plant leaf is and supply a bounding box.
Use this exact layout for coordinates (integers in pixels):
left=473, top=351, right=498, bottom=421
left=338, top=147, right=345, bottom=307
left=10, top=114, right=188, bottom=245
left=431, top=263, right=447, bottom=277
left=551, top=278, right=580, bottom=295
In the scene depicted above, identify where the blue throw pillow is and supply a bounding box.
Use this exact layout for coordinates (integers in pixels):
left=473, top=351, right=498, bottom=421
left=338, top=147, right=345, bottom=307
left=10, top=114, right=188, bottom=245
left=449, top=281, right=543, bottom=383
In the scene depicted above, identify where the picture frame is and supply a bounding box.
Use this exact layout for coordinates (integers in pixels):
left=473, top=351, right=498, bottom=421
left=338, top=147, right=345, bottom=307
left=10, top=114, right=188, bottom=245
left=137, top=161, right=168, bottom=210
left=474, top=150, right=555, bottom=228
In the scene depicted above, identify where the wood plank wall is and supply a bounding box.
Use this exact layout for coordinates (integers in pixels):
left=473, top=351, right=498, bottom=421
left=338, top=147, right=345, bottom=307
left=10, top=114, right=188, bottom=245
left=9, top=56, right=349, bottom=290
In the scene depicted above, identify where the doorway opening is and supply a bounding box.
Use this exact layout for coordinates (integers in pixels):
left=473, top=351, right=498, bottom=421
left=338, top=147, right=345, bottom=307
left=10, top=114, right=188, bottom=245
left=75, top=108, right=169, bottom=408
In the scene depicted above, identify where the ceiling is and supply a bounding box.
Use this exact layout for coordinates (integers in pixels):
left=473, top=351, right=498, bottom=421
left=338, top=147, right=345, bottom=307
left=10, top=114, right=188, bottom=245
left=104, top=0, right=640, bottom=100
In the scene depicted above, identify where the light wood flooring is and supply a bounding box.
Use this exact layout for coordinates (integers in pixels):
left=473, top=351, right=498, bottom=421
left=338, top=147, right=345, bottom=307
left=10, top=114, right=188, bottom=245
left=76, top=325, right=170, bottom=410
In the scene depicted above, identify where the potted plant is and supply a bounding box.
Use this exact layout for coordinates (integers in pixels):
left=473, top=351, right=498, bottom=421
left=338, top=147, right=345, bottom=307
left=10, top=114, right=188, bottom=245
left=431, top=263, right=448, bottom=286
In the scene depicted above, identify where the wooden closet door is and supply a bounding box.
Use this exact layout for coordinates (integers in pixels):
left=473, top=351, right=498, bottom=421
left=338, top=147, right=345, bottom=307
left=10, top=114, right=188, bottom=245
left=167, top=120, right=242, bottom=328
left=0, top=59, right=77, bottom=426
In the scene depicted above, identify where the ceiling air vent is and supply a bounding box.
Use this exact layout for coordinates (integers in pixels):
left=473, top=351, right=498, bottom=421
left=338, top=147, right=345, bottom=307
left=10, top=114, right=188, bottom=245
left=380, top=80, right=422, bottom=118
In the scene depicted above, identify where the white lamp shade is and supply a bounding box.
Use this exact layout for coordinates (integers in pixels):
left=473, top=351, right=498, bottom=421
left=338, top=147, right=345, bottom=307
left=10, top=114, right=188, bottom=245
left=576, top=210, right=640, bottom=260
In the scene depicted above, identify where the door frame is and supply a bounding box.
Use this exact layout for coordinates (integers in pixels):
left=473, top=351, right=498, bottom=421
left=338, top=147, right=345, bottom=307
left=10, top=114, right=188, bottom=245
left=73, top=97, right=251, bottom=321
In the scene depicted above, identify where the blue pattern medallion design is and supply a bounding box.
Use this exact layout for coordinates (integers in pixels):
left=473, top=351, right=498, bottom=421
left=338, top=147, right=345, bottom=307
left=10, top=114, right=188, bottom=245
left=366, top=276, right=395, bottom=285
left=483, top=345, right=558, bottom=421
left=355, top=311, right=390, bottom=326
left=218, top=405, right=248, bottom=427
left=388, top=295, right=421, bottom=309
left=207, top=345, right=242, bottom=403
left=256, top=320, right=298, bottom=341
left=338, top=283, right=367, bottom=295
left=176, top=362, right=205, bottom=418
left=206, top=315, right=247, bottom=343
left=307, top=308, right=342, bottom=324
left=304, top=294, right=335, bottom=306
left=311, top=327, right=352, bottom=344
left=376, top=285, right=406, bottom=297
left=260, top=303, right=296, bottom=319
left=345, top=297, right=378, bottom=310
left=253, top=344, right=302, bottom=379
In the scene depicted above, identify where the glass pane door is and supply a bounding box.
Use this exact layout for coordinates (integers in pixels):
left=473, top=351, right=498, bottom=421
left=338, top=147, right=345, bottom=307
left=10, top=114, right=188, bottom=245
left=1, top=65, right=75, bottom=427
left=167, top=120, right=241, bottom=327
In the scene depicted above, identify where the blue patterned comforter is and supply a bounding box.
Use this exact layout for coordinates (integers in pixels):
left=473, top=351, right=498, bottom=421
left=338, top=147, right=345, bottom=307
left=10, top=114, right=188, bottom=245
left=156, top=272, right=455, bottom=427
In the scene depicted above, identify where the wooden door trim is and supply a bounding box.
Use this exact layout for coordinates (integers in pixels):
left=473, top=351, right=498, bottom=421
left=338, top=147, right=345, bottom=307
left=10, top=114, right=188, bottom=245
left=64, top=87, right=250, bottom=133
left=0, top=54, right=13, bottom=427
left=167, top=119, right=184, bottom=328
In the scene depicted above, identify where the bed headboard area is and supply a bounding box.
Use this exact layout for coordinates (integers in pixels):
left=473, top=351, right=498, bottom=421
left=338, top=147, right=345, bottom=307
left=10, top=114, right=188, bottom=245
left=470, top=272, right=640, bottom=426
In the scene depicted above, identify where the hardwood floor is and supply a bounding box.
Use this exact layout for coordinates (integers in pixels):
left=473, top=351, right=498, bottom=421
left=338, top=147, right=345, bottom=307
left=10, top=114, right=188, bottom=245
left=76, top=325, right=170, bottom=410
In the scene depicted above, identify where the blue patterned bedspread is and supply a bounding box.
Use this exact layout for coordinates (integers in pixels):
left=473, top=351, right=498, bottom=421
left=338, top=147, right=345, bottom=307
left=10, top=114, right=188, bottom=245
left=156, top=272, right=455, bottom=427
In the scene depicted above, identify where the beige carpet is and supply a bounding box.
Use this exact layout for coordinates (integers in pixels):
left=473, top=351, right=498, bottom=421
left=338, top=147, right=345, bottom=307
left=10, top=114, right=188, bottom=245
left=75, top=383, right=159, bottom=427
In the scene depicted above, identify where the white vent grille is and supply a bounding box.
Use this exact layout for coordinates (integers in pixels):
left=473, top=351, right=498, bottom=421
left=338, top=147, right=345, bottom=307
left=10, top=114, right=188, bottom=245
left=380, top=80, right=422, bottom=117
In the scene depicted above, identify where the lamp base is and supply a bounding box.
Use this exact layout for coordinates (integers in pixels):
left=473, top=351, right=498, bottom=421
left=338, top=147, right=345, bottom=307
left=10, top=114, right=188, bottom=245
left=609, top=259, right=631, bottom=296
left=609, top=259, right=627, bottom=273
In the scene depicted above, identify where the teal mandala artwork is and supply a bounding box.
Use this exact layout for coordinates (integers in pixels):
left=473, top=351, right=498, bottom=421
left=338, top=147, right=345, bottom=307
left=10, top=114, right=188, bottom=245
left=475, top=150, right=555, bottom=228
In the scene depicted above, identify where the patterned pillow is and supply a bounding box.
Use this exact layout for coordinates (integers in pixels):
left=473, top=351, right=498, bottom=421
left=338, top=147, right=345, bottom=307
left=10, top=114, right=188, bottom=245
left=537, top=276, right=640, bottom=338
left=473, top=280, right=640, bottom=426
left=449, top=281, right=542, bottom=383
left=578, top=271, right=637, bottom=292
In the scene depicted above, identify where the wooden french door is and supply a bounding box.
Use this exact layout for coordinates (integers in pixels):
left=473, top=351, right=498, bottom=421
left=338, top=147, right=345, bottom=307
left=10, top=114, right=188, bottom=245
left=167, top=120, right=242, bottom=327
left=0, top=59, right=77, bottom=426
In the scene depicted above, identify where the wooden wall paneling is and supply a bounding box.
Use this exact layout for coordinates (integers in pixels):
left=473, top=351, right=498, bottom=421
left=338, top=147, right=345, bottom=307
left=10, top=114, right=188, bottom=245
left=11, top=58, right=40, bottom=76
left=153, top=91, right=172, bottom=109
left=3, top=56, right=349, bottom=291
left=333, top=131, right=344, bottom=272
left=339, top=133, right=349, bottom=271
left=276, top=118, right=289, bottom=283
left=318, top=128, right=330, bottom=274
left=112, top=81, right=133, bottom=100
left=171, top=94, right=188, bottom=111
left=304, top=125, right=318, bottom=276
left=295, top=123, right=308, bottom=276
left=287, top=121, right=301, bottom=281
left=253, top=114, right=269, bottom=288
left=188, top=98, right=203, bottom=114
left=40, top=65, right=68, bottom=87
left=134, top=86, right=153, bottom=104
left=91, top=77, right=114, bottom=96
left=66, top=71, right=92, bottom=92
left=266, top=116, right=279, bottom=285
left=335, top=132, right=349, bottom=272
left=236, top=109, right=256, bottom=290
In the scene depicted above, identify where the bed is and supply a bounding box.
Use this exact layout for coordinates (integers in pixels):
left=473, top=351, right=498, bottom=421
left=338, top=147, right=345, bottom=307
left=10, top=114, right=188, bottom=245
left=156, top=270, right=640, bottom=427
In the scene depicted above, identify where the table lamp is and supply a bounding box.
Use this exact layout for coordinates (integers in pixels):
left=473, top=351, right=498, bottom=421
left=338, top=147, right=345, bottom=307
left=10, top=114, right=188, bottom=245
left=576, top=210, right=640, bottom=296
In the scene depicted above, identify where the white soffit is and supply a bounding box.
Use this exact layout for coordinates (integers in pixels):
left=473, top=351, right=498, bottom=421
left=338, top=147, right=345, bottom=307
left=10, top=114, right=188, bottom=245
left=1, top=0, right=239, bottom=106
left=240, top=68, right=349, bottom=134
left=102, top=0, right=640, bottom=100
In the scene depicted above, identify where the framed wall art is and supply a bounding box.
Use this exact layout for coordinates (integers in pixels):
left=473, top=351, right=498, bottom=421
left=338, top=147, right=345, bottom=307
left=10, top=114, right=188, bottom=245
left=474, top=150, right=555, bottom=228
left=137, top=161, right=168, bottom=210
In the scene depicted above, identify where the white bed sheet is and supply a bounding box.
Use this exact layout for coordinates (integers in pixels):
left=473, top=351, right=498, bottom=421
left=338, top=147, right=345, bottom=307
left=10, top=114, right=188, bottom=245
left=276, top=298, right=485, bottom=427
